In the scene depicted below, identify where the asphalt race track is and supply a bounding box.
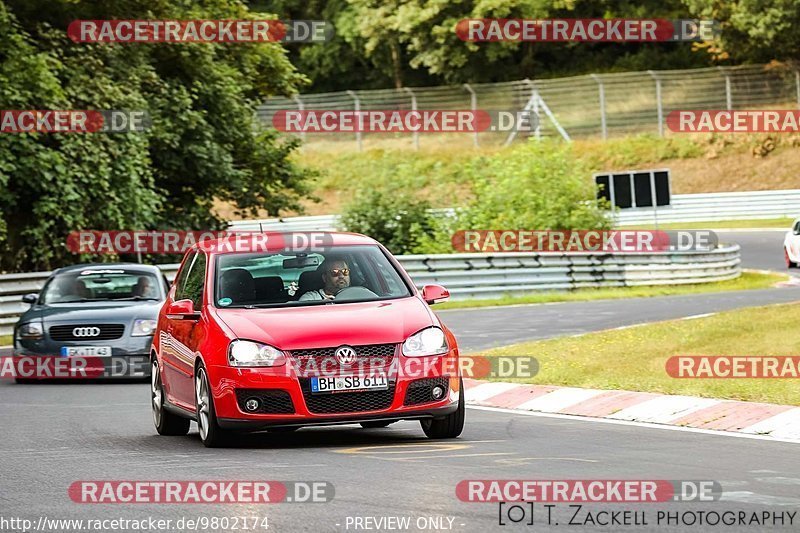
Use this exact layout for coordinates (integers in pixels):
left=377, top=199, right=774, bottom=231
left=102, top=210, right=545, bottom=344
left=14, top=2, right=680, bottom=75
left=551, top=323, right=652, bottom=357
left=1, top=230, right=799, bottom=532
left=1, top=382, right=799, bottom=532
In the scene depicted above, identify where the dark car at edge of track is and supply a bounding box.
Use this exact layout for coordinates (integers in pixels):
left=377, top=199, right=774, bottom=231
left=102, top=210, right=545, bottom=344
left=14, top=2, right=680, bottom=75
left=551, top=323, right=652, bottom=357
left=13, top=263, right=170, bottom=382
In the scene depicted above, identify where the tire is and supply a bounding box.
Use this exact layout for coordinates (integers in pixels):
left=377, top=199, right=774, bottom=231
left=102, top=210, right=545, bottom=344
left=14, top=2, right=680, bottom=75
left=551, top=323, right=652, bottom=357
left=360, top=421, right=394, bottom=428
left=151, top=359, right=190, bottom=436
left=195, top=365, right=229, bottom=447
left=786, top=248, right=797, bottom=268
left=420, top=379, right=465, bottom=439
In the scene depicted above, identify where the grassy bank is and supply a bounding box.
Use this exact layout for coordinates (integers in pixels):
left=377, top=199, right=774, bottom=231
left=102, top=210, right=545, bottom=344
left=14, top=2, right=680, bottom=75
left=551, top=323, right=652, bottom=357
left=478, top=302, right=800, bottom=406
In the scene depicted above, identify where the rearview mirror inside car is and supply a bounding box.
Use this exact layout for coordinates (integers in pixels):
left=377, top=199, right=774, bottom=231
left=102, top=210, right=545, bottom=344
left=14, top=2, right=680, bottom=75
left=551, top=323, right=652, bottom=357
left=283, top=255, right=320, bottom=269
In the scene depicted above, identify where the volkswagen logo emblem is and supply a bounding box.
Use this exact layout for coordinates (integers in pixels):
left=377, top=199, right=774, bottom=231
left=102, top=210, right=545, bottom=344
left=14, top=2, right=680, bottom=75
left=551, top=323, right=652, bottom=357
left=335, top=345, right=357, bottom=365
left=73, top=327, right=101, bottom=337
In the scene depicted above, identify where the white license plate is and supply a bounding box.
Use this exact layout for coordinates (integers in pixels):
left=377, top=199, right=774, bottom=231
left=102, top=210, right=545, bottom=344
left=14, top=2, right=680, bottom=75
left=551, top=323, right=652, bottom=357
left=60, top=346, right=112, bottom=357
left=311, top=374, right=388, bottom=394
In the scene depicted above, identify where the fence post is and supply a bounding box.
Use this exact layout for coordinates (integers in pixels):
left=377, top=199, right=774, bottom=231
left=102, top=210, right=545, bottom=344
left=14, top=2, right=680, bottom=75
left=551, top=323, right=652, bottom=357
left=590, top=74, right=607, bottom=140
left=647, top=70, right=663, bottom=137
left=524, top=79, right=541, bottom=140
left=718, top=67, right=732, bottom=110
left=462, top=83, right=479, bottom=148
left=346, top=90, right=362, bottom=151
left=796, top=71, right=800, bottom=110
left=403, top=87, right=419, bottom=150
left=292, top=95, right=305, bottom=142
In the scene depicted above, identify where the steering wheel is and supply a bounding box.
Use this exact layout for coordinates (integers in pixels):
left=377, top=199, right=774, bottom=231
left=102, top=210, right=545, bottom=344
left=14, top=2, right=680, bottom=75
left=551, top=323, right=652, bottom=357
left=335, top=286, right=378, bottom=301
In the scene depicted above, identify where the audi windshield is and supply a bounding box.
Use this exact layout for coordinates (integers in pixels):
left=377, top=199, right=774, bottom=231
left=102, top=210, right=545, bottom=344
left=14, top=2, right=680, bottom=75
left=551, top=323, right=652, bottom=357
left=40, top=269, right=164, bottom=304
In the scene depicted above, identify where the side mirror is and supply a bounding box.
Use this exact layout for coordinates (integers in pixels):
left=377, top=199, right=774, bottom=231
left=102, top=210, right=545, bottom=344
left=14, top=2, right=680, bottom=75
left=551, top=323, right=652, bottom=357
left=421, top=284, right=450, bottom=305
left=22, top=293, right=38, bottom=304
left=166, top=299, right=200, bottom=320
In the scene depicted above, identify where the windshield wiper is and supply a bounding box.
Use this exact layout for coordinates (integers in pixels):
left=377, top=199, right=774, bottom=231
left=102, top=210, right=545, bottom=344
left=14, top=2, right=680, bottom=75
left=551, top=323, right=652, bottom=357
left=56, top=298, right=109, bottom=303
left=111, top=296, right=161, bottom=301
left=242, top=300, right=333, bottom=309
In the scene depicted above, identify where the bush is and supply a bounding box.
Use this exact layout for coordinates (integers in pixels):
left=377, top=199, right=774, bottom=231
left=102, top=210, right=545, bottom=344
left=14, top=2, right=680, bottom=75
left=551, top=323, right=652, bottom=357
left=340, top=189, right=437, bottom=255
left=459, top=141, right=610, bottom=230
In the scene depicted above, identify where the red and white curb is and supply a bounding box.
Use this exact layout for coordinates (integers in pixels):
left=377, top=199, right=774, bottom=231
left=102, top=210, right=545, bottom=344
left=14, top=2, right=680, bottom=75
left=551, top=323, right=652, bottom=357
left=463, top=378, right=800, bottom=442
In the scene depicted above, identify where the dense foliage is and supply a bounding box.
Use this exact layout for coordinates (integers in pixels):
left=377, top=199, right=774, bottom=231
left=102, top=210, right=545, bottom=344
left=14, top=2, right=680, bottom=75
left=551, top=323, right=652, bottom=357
left=256, top=0, right=799, bottom=92
left=0, top=0, right=311, bottom=271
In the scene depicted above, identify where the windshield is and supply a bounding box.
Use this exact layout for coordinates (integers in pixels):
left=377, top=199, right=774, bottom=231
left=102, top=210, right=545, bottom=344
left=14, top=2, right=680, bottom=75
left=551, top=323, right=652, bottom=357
left=40, top=269, right=164, bottom=304
left=214, top=245, right=412, bottom=308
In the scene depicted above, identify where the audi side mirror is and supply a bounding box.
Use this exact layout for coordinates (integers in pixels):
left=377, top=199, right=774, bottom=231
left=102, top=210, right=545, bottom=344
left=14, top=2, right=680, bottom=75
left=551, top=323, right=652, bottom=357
left=421, top=284, right=450, bottom=305
left=166, top=299, right=200, bottom=320
left=22, top=293, right=38, bottom=304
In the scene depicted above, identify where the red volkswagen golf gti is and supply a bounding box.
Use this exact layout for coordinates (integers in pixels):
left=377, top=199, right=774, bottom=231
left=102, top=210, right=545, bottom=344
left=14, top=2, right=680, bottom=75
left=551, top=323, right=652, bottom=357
left=150, top=233, right=463, bottom=447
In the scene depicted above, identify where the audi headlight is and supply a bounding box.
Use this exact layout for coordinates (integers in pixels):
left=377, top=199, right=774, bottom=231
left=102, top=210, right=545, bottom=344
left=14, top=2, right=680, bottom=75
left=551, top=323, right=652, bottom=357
left=402, top=327, right=448, bottom=357
left=17, top=321, right=44, bottom=340
left=132, top=319, right=157, bottom=337
left=228, top=340, right=286, bottom=367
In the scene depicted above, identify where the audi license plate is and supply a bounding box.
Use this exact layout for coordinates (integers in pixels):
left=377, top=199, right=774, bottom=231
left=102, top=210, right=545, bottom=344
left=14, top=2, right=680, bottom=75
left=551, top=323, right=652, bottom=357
left=311, top=374, right=388, bottom=394
left=60, top=346, right=112, bottom=357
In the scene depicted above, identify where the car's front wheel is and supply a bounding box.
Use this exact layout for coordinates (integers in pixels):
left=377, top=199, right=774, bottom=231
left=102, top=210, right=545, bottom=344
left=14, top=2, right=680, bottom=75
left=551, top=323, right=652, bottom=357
left=786, top=248, right=797, bottom=268
left=195, top=365, right=229, bottom=447
left=420, top=379, right=465, bottom=439
left=151, top=359, right=190, bottom=436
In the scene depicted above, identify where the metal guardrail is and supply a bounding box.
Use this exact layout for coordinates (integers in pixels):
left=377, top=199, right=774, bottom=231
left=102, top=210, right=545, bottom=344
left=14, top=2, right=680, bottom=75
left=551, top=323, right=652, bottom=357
left=229, top=190, right=800, bottom=231
left=0, top=246, right=740, bottom=337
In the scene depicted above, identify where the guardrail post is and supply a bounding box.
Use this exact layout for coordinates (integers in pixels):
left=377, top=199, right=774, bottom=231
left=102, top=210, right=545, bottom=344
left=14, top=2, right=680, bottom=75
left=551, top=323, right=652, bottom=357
left=346, top=90, right=362, bottom=151
left=718, top=67, right=732, bottom=110
left=590, top=74, right=607, bottom=140
left=523, top=79, right=541, bottom=140
left=647, top=70, right=663, bottom=137
left=462, top=84, right=479, bottom=148
left=292, top=95, right=305, bottom=142
left=403, top=87, right=419, bottom=150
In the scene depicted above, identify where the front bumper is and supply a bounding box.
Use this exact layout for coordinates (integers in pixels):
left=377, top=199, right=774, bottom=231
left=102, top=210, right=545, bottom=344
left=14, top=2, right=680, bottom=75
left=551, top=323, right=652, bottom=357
left=13, top=336, right=152, bottom=380
left=208, top=351, right=460, bottom=428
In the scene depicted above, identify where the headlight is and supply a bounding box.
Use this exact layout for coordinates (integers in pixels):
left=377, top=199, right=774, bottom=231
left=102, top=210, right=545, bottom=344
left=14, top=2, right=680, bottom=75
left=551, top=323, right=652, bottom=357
left=228, top=340, right=286, bottom=367
left=132, top=319, right=157, bottom=337
left=402, top=327, right=448, bottom=357
left=17, top=321, right=43, bottom=340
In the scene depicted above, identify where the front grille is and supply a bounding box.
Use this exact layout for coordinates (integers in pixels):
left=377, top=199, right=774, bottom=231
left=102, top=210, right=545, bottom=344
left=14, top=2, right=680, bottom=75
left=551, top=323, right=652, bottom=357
left=404, top=377, right=450, bottom=406
left=299, top=378, right=396, bottom=414
left=290, top=343, right=396, bottom=374
left=49, top=324, right=125, bottom=341
left=236, top=389, right=295, bottom=414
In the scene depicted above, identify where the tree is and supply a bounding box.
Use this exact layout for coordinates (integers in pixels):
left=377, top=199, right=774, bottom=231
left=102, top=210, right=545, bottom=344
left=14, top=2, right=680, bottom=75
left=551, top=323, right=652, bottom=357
left=0, top=0, right=312, bottom=271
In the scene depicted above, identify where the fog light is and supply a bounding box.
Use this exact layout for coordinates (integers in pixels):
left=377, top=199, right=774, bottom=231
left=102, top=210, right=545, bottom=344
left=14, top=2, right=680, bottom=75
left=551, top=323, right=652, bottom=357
left=431, top=386, right=445, bottom=400
left=245, top=398, right=260, bottom=412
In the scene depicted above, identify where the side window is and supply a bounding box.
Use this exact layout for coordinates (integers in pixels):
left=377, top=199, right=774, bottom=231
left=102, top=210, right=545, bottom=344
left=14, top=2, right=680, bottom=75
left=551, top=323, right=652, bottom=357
left=183, top=252, right=207, bottom=309
left=173, top=251, right=196, bottom=301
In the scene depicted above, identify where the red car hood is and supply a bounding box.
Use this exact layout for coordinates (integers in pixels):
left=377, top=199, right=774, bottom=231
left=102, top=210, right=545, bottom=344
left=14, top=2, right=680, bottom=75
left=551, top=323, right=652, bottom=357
left=215, top=297, right=435, bottom=350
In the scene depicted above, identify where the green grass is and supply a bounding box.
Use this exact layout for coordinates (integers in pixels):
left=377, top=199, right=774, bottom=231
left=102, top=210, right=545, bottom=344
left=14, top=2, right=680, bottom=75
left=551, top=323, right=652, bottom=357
left=619, top=218, right=793, bottom=230
left=434, top=270, right=786, bottom=310
left=478, top=302, right=800, bottom=406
